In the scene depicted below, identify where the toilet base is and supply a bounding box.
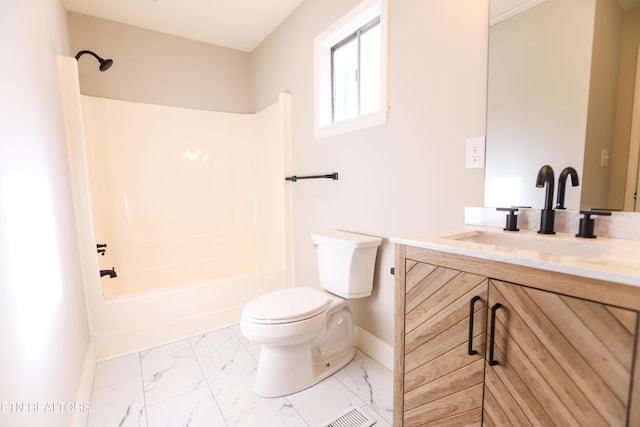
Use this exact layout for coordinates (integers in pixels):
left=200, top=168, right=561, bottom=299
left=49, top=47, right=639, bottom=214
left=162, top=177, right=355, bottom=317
left=253, top=307, right=355, bottom=397
left=254, top=342, right=355, bottom=397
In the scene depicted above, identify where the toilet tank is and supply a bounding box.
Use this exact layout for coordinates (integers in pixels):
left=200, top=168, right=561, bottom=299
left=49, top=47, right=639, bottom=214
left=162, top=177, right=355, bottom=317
left=311, top=230, right=382, bottom=299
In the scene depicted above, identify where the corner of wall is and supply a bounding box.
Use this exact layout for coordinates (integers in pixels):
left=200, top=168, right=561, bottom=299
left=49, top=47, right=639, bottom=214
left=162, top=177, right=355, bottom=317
left=69, top=342, right=96, bottom=427
left=354, top=325, right=393, bottom=371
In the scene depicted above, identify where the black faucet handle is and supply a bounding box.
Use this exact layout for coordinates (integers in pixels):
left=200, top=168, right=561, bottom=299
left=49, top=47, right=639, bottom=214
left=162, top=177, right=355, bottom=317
left=496, top=207, right=520, bottom=231
left=581, top=210, right=612, bottom=215
left=576, top=210, right=612, bottom=238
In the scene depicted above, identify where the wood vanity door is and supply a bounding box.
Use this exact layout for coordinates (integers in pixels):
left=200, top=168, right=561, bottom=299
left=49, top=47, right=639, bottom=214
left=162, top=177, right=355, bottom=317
left=484, top=279, right=638, bottom=427
left=402, top=260, right=488, bottom=426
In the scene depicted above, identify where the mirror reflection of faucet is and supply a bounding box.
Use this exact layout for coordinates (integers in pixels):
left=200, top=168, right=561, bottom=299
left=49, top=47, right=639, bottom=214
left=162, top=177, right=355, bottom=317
left=556, top=167, right=580, bottom=210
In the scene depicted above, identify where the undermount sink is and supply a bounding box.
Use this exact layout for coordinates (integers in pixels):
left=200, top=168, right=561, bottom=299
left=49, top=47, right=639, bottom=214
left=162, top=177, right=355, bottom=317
left=443, top=230, right=612, bottom=258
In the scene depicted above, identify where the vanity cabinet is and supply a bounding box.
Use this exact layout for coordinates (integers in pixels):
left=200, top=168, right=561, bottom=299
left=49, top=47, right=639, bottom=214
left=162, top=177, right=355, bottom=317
left=400, top=260, right=487, bottom=425
left=484, top=279, right=636, bottom=426
left=394, top=245, right=640, bottom=427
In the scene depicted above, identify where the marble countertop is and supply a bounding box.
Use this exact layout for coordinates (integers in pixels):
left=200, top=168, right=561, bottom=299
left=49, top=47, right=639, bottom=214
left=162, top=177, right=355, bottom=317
left=391, top=225, right=640, bottom=287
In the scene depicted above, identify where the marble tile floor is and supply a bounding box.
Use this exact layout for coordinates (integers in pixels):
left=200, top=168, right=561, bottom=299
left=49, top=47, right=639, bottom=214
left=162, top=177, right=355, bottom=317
left=87, top=325, right=393, bottom=427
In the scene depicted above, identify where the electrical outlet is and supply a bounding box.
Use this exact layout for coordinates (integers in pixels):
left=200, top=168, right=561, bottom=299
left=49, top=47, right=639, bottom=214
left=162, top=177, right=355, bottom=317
left=465, top=137, right=485, bottom=168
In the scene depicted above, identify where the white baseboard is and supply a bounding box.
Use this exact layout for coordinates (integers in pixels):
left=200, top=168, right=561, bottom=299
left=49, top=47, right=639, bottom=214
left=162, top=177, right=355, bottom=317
left=354, top=326, right=393, bottom=371
left=70, top=342, right=96, bottom=427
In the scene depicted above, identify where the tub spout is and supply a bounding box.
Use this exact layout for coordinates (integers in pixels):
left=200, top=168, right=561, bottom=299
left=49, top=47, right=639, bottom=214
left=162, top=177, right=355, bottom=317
left=100, top=268, right=117, bottom=278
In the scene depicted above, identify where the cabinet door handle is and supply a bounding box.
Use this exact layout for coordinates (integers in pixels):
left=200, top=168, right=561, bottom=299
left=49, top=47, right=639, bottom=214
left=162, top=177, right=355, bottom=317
left=468, top=296, right=481, bottom=356
left=488, top=302, right=503, bottom=366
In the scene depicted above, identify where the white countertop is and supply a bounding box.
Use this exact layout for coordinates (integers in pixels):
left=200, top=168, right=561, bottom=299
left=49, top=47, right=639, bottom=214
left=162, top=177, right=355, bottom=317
left=391, top=225, right=640, bottom=288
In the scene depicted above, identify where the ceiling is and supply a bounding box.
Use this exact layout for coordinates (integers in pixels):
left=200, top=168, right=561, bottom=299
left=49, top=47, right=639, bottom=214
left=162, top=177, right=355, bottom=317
left=63, top=0, right=305, bottom=52
left=65, top=0, right=640, bottom=52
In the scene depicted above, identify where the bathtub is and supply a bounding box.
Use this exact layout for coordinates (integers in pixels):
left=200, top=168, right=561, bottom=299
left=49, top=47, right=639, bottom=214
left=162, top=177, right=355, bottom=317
left=59, top=56, right=292, bottom=359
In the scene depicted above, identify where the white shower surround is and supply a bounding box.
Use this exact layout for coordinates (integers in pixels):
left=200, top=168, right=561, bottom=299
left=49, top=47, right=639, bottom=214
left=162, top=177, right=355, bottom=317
left=59, top=56, right=292, bottom=360
left=81, top=95, right=289, bottom=299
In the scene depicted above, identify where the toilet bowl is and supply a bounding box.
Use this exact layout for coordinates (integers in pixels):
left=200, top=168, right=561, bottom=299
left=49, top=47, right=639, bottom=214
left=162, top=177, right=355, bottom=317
left=240, top=286, right=355, bottom=397
left=240, top=230, right=382, bottom=397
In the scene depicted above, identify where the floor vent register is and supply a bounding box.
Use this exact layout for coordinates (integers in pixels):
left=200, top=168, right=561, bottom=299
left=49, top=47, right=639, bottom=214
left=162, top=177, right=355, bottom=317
left=320, top=406, right=376, bottom=427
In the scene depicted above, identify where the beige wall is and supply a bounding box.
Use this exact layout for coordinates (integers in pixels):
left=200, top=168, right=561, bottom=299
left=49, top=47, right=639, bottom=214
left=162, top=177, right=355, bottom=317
left=0, top=1, right=90, bottom=426
left=251, top=0, right=489, bottom=345
left=67, top=12, right=252, bottom=113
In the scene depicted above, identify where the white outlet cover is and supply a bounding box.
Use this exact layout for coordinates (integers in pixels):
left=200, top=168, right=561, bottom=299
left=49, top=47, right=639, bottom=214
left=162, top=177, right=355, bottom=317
left=465, top=136, right=485, bottom=169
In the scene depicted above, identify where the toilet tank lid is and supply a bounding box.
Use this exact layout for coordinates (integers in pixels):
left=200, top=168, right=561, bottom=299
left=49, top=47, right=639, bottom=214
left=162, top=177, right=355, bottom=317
left=311, top=230, right=382, bottom=248
left=243, top=287, right=331, bottom=322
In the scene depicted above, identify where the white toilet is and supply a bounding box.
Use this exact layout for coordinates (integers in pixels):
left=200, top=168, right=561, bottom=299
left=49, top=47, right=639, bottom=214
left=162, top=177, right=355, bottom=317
left=240, top=230, right=382, bottom=397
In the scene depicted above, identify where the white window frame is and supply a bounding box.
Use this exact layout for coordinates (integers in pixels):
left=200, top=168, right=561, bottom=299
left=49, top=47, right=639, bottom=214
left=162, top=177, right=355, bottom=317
left=313, top=0, right=389, bottom=139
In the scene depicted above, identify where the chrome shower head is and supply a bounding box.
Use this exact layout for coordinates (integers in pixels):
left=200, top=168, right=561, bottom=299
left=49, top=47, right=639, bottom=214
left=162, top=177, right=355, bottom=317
left=75, top=50, right=113, bottom=72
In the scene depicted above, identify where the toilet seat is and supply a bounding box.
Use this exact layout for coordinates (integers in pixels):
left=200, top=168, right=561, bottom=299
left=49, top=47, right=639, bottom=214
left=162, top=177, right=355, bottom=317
left=243, top=287, right=331, bottom=324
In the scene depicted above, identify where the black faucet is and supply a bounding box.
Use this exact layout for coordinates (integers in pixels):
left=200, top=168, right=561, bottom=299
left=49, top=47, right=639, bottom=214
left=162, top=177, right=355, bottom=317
left=100, top=268, right=117, bottom=278
left=536, top=165, right=555, bottom=234
left=556, top=167, right=579, bottom=209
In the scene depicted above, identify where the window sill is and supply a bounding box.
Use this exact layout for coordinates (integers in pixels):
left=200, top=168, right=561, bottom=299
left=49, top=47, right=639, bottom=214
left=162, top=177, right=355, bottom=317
left=314, top=109, right=387, bottom=140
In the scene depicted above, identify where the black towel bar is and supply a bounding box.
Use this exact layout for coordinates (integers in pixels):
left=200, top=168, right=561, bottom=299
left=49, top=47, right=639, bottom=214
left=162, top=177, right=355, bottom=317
left=285, top=173, right=338, bottom=182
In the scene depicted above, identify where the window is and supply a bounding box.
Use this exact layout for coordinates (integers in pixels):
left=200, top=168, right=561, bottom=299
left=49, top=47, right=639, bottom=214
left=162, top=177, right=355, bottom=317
left=331, top=17, right=381, bottom=123
left=314, top=0, right=388, bottom=139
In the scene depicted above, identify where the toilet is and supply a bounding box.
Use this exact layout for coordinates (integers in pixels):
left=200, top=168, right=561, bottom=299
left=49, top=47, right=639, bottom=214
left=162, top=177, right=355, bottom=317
left=240, top=230, right=382, bottom=397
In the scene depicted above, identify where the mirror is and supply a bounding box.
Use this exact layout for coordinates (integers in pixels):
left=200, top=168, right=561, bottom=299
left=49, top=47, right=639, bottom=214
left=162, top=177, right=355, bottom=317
left=484, top=0, right=640, bottom=211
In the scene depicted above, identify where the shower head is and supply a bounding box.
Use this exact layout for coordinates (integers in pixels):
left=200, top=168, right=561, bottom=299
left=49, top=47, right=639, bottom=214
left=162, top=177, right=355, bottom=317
left=99, top=58, right=113, bottom=72
left=74, top=50, right=113, bottom=72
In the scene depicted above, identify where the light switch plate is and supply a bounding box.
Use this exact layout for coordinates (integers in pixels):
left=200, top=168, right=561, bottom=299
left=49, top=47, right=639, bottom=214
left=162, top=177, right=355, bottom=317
left=601, top=148, right=609, bottom=167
